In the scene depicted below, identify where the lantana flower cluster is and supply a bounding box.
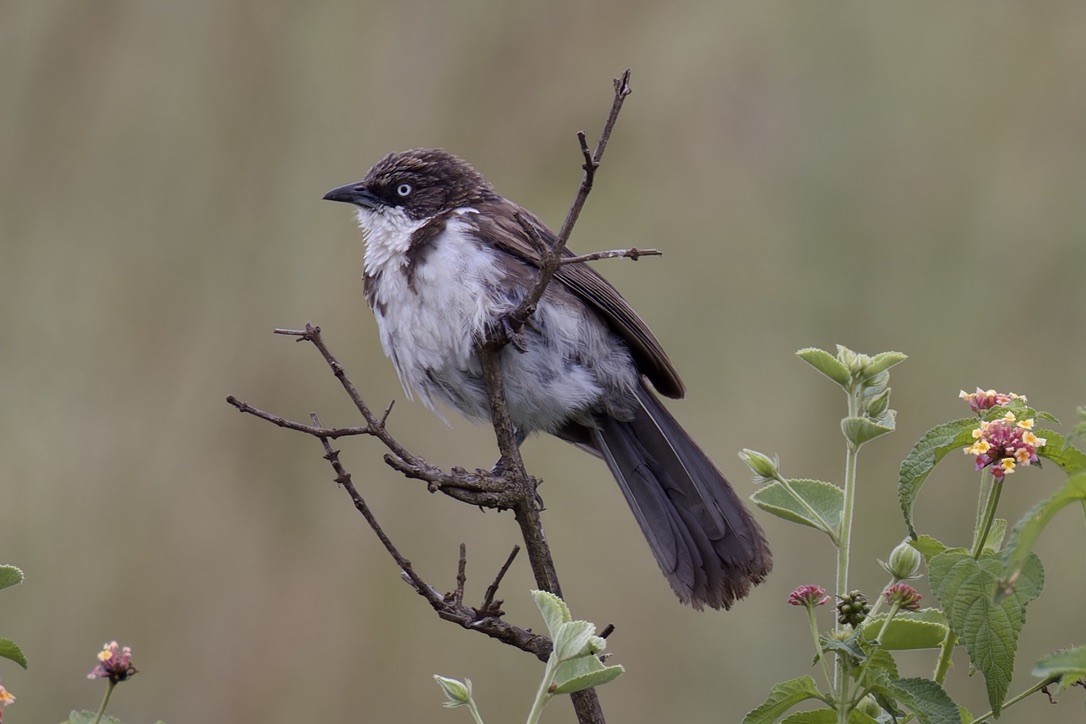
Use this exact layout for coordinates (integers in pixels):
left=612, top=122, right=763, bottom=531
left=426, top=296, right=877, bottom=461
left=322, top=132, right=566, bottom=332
left=965, top=412, right=1046, bottom=480
left=959, top=387, right=1025, bottom=414
left=88, top=641, right=137, bottom=684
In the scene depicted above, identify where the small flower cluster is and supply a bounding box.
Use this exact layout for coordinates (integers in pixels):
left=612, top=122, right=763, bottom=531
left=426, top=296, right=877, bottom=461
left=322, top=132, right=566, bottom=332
left=883, top=583, right=922, bottom=612
left=88, top=641, right=137, bottom=685
left=788, top=584, right=830, bottom=608
left=959, top=387, right=1025, bottom=413
left=965, top=412, right=1047, bottom=480
left=0, top=679, right=14, bottom=722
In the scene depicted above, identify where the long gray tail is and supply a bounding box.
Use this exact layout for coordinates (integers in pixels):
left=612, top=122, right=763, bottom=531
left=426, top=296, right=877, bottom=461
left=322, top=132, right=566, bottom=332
left=589, top=383, right=771, bottom=610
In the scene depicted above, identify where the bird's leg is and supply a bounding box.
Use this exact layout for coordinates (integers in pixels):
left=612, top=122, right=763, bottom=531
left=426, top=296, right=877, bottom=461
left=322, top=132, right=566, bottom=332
left=489, top=427, right=528, bottom=474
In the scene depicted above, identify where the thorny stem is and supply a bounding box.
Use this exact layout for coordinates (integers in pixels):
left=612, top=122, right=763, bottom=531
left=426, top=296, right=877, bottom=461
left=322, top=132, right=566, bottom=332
left=834, top=384, right=862, bottom=717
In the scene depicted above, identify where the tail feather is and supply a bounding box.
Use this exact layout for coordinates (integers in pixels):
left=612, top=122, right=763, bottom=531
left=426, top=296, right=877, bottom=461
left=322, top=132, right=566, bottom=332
left=588, top=382, right=771, bottom=609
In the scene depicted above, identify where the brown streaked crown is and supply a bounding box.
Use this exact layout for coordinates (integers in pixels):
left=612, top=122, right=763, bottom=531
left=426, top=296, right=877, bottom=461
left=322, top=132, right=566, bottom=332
left=362, top=149, right=498, bottom=220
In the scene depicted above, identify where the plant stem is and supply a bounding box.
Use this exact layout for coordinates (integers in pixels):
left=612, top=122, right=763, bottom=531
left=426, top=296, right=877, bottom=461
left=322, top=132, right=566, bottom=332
left=807, top=606, right=834, bottom=690
left=970, top=678, right=1052, bottom=723
left=525, top=656, right=558, bottom=724
left=466, top=697, right=486, bottom=724
left=971, top=477, right=1004, bottom=559
left=92, top=681, right=116, bottom=724
left=834, top=384, right=862, bottom=722
left=932, top=627, right=955, bottom=685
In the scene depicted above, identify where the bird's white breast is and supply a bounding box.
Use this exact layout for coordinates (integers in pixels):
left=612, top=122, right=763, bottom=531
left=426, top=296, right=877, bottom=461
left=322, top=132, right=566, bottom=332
left=357, top=207, right=498, bottom=409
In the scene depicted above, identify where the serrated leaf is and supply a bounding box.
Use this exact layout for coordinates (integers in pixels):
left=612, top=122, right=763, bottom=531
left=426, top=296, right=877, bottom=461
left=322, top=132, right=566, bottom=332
left=862, top=609, right=950, bottom=650
left=911, top=535, right=947, bottom=561
left=870, top=675, right=961, bottom=724
left=531, top=589, right=571, bottom=638
left=797, top=347, right=852, bottom=387
left=1001, top=471, right=1086, bottom=591
left=857, top=640, right=900, bottom=682
left=1035, top=430, right=1086, bottom=475
left=1031, top=646, right=1086, bottom=690
left=0, top=638, right=28, bottom=669
left=842, top=414, right=896, bottom=448
left=821, top=631, right=867, bottom=665
left=865, top=351, right=908, bottom=377
left=553, top=620, right=595, bottom=662
left=929, top=550, right=1044, bottom=715
left=751, top=479, right=843, bottom=539
left=69, top=713, right=121, bottom=724
left=743, top=675, right=826, bottom=724
left=0, top=565, right=24, bottom=591
left=551, top=663, right=625, bottom=694
left=782, top=710, right=879, bottom=723
left=898, top=419, right=980, bottom=538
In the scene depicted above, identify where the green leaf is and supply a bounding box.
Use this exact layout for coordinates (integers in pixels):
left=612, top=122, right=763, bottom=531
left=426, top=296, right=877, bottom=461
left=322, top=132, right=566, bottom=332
left=0, top=565, right=24, bottom=591
left=842, top=413, right=896, bottom=448
left=797, top=348, right=851, bottom=387
left=981, top=518, right=1007, bottom=553
left=928, top=550, right=1044, bottom=716
left=553, top=620, right=595, bottom=662
left=1035, top=430, right=1086, bottom=475
left=861, top=609, right=950, bottom=650
left=855, top=641, right=900, bottom=682
left=865, top=351, right=908, bottom=377
left=68, top=713, right=121, bottom=724
left=531, top=589, right=571, bottom=638
left=743, top=676, right=826, bottom=724
left=821, top=631, right=866, bottom=665
left=1001, top=471, right=1086, bottom=592
left=1032, top=646, right=1086, bottom=690
left=870, top=675, right=962, bottom=724
left=751, top=478, right=843, bottom=539
left=911, top=535, right=947, bottom=561
left=0, top=638, right=28, bottom=669
left=551, top=662, right=625, bottom=694
left=898, top=419, right=980, bottom=538
left=781, top=710, right=879, bottom=723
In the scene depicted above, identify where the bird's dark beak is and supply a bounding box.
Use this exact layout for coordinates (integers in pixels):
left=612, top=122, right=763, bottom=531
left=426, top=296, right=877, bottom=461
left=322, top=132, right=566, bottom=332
left=323, top=182, right=381, bottom=208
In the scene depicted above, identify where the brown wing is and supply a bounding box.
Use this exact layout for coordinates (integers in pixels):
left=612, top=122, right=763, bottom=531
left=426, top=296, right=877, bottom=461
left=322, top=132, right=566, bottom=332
left=470, top=198, right=685, bottom=399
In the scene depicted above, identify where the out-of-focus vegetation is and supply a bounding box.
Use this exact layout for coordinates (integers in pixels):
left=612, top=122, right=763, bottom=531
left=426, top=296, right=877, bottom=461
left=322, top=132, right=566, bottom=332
left=2, top=2, right=1084, bottom=722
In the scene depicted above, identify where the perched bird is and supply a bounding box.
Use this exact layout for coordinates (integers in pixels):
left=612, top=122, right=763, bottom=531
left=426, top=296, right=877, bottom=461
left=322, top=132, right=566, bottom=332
left=324, top=149, right=771, bottom=609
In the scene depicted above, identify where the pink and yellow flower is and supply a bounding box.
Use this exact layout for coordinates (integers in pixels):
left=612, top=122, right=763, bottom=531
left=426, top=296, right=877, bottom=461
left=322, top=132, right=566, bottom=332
left=959, top=387, right=1025, bottom=413
left=964, top=412, right=1046, bottom=479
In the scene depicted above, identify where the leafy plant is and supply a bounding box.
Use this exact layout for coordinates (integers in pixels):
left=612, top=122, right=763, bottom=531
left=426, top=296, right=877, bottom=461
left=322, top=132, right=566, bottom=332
left=435, top=590, right=623, bottom=723
left=743, top=347, right=1085, bottom=723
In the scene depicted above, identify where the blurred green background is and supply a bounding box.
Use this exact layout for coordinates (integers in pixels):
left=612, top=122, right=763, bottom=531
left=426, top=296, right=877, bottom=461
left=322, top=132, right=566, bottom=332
left=3, top=2, right=1084, bottom=722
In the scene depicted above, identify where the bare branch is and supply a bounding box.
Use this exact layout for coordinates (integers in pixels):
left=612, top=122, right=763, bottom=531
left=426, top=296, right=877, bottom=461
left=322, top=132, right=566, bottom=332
left=226, top=396, right=372, bottom=439
left=454, top=543, right=468, bottom=607
left=500, top=69, right=635, bottom=338
left=558, top=247, right=661, bottom=265
left=481, top=545, right=521, bottom=614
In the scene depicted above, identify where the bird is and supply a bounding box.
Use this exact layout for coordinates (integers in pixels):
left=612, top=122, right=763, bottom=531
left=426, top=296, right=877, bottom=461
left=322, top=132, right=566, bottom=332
left=323, top=148, right=771, bottom=609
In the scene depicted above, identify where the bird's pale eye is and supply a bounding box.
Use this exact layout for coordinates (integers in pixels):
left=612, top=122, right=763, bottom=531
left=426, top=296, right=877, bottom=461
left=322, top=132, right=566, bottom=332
left=396, top=183, right=413, bottom=197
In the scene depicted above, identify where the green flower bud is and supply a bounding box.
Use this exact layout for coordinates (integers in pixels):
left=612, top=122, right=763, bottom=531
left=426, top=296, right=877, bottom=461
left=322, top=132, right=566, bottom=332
left=879, top=540, right=923, bottom=581
left=857, top=694, right=882, bottom=718
left=738, top=449, right=779, bottom=482
left=434, top=675, right=473, bottom=708
left=865, top=388, right=891, bottom=419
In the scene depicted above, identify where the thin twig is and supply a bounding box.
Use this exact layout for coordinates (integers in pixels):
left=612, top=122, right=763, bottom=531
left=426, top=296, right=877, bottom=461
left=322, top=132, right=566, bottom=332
left=559, top=247, right=661, bottom=265
left=226, top=396, right=372, bottom=439
left=481, top=546, right=521, bottom=614
left=502, top=69, right=634, bottom=335
left=454, top=543, right=468, bottom=607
